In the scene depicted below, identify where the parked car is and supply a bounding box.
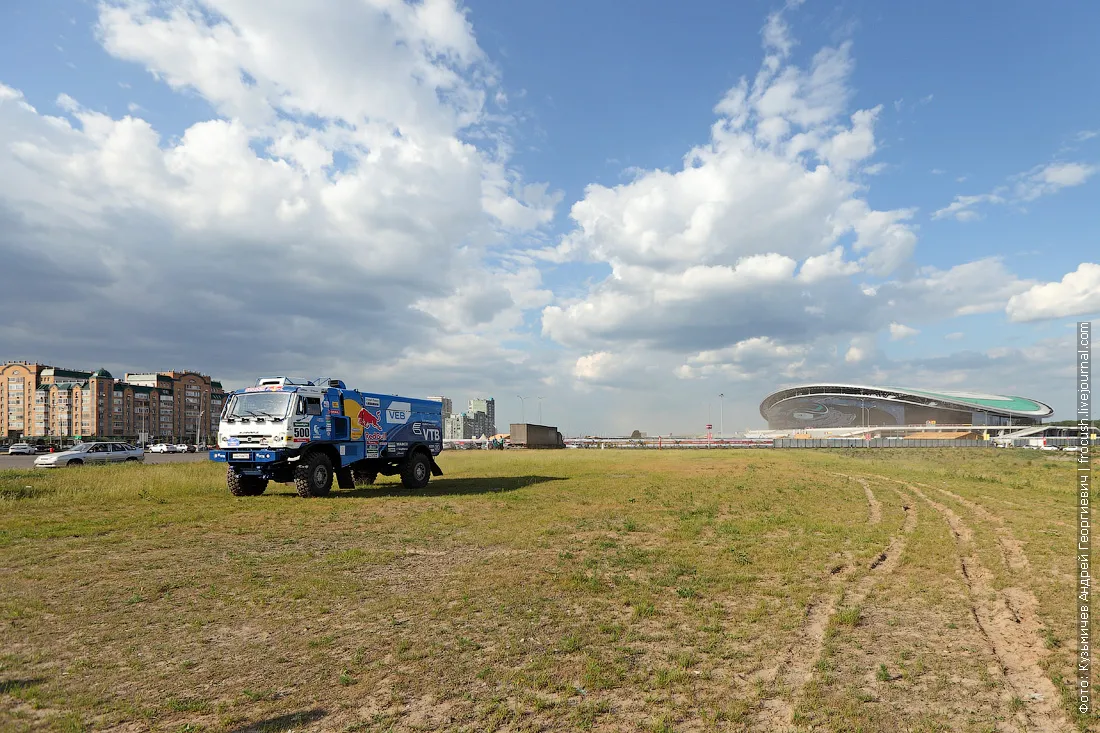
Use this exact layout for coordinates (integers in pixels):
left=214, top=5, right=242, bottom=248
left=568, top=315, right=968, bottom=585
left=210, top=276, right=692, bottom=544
left=7, top=443, right=35, bottom=455
left=148, top=443, right=172, bottom=453
left=34, top=442, right=145, bottom=468
left=175, top=444, right=190, bottom=453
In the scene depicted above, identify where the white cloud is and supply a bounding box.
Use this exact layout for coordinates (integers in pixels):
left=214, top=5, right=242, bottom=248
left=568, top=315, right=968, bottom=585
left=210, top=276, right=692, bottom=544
left=677, top=337, right=809, bottom=381
left=1005, top=263, right=1100, bottom=322
left=541, top=10, right=916, bottom=360
left=1014, top=162, right=1096, bottom=201
left=884, top=258, right=1034, bottom=319
left=1075, top=130, right=1099, bottom=142
left=889, top=322, right=919, bottom=340
left=0, top=0, right=558, bottom=395
left=944, top=332, right=964, bottom=341
left=932, top=192, right=1004, bottom=221
left=797, top=246, right=861, bottom=283
left=845, top=336, right=874, bottom=364
left=934, top=160, right=1095, bottom=221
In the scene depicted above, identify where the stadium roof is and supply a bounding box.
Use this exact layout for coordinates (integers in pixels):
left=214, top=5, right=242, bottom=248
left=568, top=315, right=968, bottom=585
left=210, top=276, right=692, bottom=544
left=760, top=384, right=1053, bottom=420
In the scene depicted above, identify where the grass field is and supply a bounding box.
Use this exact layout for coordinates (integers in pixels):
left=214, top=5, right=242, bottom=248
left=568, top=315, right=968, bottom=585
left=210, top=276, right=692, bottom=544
left=0, top=449, right=1090, bottom=732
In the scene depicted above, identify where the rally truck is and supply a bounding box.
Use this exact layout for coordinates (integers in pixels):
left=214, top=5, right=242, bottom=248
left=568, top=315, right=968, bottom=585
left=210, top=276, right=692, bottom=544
left=209, top=377, right=443, bottom=497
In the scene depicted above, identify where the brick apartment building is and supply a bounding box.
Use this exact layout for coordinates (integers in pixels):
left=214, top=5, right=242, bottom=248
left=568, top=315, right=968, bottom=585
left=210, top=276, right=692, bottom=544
left=1, top=361, right=225, bottom=443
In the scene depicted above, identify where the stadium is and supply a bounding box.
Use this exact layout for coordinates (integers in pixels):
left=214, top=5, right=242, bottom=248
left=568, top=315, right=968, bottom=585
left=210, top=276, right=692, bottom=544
left=759, top=384, right=1053, bottom=430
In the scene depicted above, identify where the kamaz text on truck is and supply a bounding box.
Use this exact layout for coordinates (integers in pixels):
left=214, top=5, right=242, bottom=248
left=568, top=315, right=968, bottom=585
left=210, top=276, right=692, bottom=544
left=209, top=377, right=443, bottom=497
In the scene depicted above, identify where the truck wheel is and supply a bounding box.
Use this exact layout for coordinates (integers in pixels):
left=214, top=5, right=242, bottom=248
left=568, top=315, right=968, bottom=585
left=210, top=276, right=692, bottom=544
left=352, top=467, right=377, bottom=486
left=295, top=452, right=333, bottom=498
left=227, top=467, right=267, bottom=496
left=400, top=451, right=431, bottom=490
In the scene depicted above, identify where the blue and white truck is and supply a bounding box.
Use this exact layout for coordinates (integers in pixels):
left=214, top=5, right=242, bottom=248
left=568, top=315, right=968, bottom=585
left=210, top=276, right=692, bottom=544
left=209, top=377, right=443, bottom=497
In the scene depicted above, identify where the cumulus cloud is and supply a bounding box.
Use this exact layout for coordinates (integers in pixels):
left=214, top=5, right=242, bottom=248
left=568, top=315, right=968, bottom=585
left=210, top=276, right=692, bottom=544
left=540, top=9, right=921, bottom=364
left=536, top=11, right=1049, bottom=394
left=1005, top=262, right=1100, bottom=322
left=1014, top=162, right=1096, bottom=201
left=0, top=0, right=559, bottom=395
left=889, top=323, right=919, bottom=340
left=675, top=337, right=809, bottom=381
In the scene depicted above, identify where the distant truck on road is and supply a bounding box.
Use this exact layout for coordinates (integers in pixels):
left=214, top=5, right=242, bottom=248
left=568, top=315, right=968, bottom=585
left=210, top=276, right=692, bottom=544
left=210, top=377, right=443, bottom=497
left=509, top=423, right=565, bottom=449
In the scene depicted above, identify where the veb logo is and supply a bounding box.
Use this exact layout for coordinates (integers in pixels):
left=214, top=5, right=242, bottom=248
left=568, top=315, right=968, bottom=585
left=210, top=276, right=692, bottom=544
left=387, top=401, right=411, bottom=424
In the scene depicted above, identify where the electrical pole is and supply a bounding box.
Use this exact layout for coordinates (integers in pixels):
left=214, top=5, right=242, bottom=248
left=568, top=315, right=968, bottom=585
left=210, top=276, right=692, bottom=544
left=719, top=393, right=724, bottom=443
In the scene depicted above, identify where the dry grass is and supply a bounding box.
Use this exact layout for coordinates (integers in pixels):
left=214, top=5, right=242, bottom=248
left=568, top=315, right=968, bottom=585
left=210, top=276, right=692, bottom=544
left=0, top=449, right=1090, bottom=731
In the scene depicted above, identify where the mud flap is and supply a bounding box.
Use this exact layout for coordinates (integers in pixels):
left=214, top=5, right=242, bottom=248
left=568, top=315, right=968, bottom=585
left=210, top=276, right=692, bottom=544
left=430, top=458, right=443, bottom=477
left=335, top=467, right=355, bottom=489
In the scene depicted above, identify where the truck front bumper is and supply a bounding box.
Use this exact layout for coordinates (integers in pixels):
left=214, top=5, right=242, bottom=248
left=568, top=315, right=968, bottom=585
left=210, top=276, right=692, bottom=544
left=209, top=449, right=285, bottom=463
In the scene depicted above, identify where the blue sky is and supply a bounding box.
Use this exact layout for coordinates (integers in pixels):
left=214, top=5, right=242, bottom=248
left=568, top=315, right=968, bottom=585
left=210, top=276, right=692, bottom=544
left=0, top=1, right=1097, bottom=433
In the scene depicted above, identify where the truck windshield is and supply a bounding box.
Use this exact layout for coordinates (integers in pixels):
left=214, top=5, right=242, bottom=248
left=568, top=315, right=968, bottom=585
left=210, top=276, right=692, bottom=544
left=225, top=392, right=292, bottom=420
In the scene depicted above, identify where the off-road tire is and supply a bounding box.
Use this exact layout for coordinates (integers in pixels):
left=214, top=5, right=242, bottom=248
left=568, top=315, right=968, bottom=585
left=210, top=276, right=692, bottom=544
left=227, top=467, right=267, bottom=496
left=352, top=467, right=377, bottom=486
left=400, top=451, right=431, bottom=490
left=295, top=452, right=333, bottom=498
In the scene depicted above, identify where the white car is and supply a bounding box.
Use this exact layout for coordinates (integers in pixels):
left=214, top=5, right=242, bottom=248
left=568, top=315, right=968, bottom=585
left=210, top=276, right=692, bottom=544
left=34, top=442, right=145, bottom=468
left=7, top=443, right=35, bottom=455
left=148, top=443, right=171, bottom=453
left=175, top=444, right=189, bottom=453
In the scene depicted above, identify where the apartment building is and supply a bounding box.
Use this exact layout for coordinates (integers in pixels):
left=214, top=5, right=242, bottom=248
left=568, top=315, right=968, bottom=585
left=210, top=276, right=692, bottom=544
left=468, top=397, right=496, bottom=436
left=427, top=396, right=453, bottom=420
left=1, top=361, right=225, bottom=442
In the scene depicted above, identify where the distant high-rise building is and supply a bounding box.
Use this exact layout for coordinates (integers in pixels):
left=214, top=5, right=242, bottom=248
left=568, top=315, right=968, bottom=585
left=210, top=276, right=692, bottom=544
left=428, top=396, right=452, bottom=420
left=468, top=397, right=496, bottom=435
left=445, top=412, right=472, bottom=440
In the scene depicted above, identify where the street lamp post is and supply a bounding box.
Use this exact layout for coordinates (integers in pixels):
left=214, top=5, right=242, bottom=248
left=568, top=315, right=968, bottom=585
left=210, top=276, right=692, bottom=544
left=537, top=396, right=545, bottom=424
left=719, top=393, right=724, bottom=443
left=196, top=410, right=204, bottom=448
left=517, top=395, right=527, bottom=425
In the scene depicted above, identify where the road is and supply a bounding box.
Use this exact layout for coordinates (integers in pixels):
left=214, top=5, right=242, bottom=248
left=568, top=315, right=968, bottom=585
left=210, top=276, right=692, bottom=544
left=0, top=452, right=210, bottom=470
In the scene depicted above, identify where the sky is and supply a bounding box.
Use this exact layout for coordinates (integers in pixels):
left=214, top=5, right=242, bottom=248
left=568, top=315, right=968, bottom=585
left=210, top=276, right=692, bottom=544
left=0, top=0, right=1098, bottom=436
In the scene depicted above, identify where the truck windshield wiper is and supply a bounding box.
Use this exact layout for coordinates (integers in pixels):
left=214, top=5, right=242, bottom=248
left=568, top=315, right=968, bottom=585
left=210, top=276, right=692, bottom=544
left=243, top=409, right=283, bottom=420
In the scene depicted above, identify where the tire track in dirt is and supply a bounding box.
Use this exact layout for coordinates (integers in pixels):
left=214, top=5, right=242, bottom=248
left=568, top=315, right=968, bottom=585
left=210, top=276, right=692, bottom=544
left=752, top=478, right=914, bottom=730
left=923, top=482, right=1030, bottom=572
left=878, top=476, right=1066, bottom=733
left=826, top=471, right=882, bottom=524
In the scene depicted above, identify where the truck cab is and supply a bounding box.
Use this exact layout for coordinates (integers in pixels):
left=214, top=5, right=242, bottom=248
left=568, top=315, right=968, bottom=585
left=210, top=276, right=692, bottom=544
left=210, top=377, right=443, bottom=497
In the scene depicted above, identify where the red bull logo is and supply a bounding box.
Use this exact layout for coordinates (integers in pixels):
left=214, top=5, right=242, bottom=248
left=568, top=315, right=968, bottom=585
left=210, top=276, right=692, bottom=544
left=357, top=408, right=382, bottom=432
